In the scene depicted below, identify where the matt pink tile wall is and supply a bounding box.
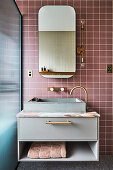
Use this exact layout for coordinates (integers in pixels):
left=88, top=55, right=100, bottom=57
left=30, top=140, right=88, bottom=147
left=16, top=0, right=113, bottom=155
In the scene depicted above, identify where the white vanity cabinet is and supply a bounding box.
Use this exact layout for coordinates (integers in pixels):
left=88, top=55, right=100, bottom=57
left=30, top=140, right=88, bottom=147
left=17, top=117, right=99, bottom=161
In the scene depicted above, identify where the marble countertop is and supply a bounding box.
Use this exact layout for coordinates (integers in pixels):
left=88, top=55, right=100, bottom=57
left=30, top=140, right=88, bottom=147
left=16, top=111, right=100, bottom=118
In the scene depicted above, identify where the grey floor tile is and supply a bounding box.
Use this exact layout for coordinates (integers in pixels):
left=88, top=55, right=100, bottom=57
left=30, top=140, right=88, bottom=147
left=17, top=156, right=113, bottom=170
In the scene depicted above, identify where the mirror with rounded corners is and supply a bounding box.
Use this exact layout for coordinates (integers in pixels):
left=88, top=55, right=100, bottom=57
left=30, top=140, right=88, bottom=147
left=38, top=6, right=76, bottom=78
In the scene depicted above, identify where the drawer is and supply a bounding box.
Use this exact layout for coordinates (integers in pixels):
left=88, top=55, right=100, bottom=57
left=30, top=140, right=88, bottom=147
left=18, top=117, right=98, bottom=140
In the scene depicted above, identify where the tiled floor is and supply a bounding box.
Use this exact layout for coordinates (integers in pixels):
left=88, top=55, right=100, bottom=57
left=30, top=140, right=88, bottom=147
left=17, top=156, right=113, bottom=170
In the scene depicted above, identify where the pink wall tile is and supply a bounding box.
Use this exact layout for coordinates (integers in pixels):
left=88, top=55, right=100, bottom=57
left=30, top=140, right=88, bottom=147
left=15, top=0, right=113, bottom=155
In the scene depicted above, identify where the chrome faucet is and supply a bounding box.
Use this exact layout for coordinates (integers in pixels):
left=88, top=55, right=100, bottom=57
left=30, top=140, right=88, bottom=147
left=70, top=86, right=88, bottom=105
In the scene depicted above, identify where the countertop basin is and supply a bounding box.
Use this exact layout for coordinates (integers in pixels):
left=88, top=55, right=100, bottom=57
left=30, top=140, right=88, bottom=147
left=23, top=97, right=86, bottom=113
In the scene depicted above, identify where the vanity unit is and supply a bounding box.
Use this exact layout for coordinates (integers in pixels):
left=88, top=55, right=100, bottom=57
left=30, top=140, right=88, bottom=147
left=17, top=110, right=99, bottom=161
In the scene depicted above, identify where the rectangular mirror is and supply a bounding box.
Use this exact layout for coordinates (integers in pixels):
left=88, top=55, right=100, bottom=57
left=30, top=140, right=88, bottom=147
left=38, top=6, right=76, bottom=78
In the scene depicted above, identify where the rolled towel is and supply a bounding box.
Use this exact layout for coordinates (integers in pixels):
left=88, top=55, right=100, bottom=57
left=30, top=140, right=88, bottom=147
left=39, top=142, right=51, bottom=159
left=27, top=142, right=66, bottom=159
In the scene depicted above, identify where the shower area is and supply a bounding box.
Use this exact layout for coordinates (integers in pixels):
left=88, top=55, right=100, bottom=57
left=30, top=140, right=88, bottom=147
left=0, top=0, right=21, bottom=170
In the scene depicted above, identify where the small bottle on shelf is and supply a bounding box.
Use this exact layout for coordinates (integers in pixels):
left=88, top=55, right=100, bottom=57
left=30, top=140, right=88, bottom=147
left=44, top=66, right=46, bottom=71
left=41, top=67, right=43, bottom=72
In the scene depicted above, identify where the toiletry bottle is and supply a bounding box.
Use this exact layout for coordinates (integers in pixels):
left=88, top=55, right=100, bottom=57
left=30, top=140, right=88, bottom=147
left=44, top=66, right=46, bottom=71
left=41, top=67, right=43, bottom=71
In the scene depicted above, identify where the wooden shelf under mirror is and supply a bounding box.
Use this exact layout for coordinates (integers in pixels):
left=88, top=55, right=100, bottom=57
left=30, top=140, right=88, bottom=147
left=39, top=72, right=75, bottom=75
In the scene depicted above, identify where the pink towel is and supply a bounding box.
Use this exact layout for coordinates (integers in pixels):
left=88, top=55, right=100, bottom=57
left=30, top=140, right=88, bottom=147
left=27, top=142, right=66, bottom=159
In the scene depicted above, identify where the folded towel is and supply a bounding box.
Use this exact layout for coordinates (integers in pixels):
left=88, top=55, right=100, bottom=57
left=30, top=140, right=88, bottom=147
left=27, top=142, right=66, bottom=159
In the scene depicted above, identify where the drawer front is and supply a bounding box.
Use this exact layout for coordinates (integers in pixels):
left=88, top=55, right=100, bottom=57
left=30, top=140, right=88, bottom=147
left=18, top=118, right=98, bottom=140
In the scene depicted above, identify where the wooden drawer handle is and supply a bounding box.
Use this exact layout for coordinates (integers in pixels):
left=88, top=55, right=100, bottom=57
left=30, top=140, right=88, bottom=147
left=46, top=120, right=72, bottom=124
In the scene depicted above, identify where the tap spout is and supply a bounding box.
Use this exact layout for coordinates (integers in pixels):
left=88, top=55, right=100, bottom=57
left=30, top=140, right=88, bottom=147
left=70, top=86, right=88, bottom=105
